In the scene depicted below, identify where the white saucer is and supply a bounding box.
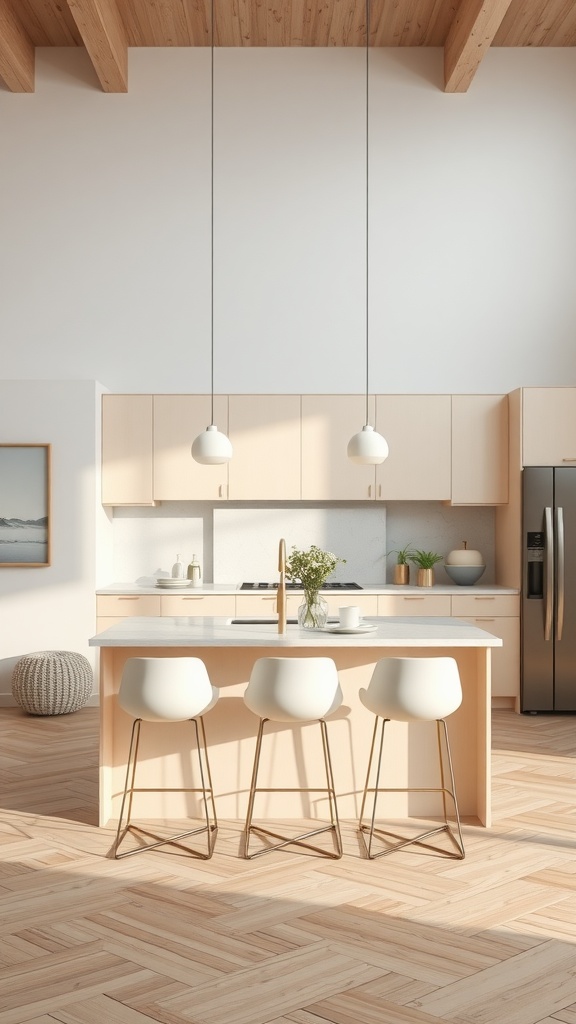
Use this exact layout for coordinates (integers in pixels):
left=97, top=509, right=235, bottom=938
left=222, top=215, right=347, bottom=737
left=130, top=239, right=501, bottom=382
left=155, top=579, right=192, bottom=588
left=324, top=624, right=378, bottom=634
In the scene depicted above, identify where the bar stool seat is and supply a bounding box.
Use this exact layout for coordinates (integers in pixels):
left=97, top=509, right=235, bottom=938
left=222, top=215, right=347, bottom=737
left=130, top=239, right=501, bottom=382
left=114, top=657, right=219, bottom=860
left=243, top=656, right=343, bottom=859
left=358, top=656, right=465, bottom=860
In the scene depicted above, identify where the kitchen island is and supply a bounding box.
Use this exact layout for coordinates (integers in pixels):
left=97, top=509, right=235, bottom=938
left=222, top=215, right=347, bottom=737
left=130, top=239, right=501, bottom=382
left=89, top=616, right=502, bottom=830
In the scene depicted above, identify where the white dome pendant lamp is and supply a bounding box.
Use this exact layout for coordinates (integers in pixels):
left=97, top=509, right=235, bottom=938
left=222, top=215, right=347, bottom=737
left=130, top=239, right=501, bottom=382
left=192, top=0, right=232, bottom=466
left=347, top=0, right=388, bottom=467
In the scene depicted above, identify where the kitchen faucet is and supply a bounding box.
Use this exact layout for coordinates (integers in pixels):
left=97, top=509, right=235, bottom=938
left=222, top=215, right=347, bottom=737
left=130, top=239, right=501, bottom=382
left=277, top=538, right=287, bottom=635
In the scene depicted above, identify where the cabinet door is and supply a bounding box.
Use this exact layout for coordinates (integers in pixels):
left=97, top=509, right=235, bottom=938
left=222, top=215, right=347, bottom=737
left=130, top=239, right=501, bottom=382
left=228, top=396, right=301, bottom=500
left=451, top=594, right=519, bottom=618
left=522, top=387, right=576, bottom=466
left=374, top=395, right=451, bottom=500
left=102, top=395, right=154, bottom=505
left=322, top=594, right=378, bottom=616
left=459, top=616, right=519, bottom=697
left=160, top=595, right=236, bottom=616
left=154, top=395, right=229, bottom=500
left=378, top=594, right=451, bottom=616
left=235, top=593, right=302, bottom=619
left=97, top=595, right=162, bottom=617
left=301, top=395, right=376, bottom=500
left=451, top=395, right=508, bottom=505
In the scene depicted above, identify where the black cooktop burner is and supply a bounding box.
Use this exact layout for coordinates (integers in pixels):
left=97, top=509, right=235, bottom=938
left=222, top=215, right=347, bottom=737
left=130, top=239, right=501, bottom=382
left=240, top=582, right=363, bottom=591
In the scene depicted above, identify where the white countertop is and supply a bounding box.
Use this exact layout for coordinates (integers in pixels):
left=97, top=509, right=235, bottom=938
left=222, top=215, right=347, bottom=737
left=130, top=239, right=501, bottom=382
left=89, top=615, right=503, bottom=648
left=97, top=581, right=519, bottom=596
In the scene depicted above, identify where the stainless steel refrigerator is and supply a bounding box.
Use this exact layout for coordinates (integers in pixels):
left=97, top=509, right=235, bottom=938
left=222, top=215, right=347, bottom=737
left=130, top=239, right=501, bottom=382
left=522, top=466, right=576, bottom=712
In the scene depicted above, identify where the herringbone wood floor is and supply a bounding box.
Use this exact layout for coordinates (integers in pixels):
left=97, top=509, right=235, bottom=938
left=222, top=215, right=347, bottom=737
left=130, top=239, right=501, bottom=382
left=1, top=706, right=575, bottom=1024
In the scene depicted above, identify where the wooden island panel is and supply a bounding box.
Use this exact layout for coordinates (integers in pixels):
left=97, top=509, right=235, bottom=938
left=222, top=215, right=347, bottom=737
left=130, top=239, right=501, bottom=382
left=92, top=617, right=498, bottom=830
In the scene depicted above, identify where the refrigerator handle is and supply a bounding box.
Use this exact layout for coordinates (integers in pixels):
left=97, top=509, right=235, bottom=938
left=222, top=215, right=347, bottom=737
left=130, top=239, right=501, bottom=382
left=544, top=506, right=554, bottom=641
left=556, top=506, right=565, bottom=641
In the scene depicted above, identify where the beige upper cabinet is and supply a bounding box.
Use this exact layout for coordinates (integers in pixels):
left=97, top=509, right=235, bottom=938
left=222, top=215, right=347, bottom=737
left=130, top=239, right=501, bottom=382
left=451, top=395, right=508, bottom=505
left=375, top=395, right=451, bottom=500
left=301, top=395, right=376, bottom=500
left=227, top=395, right=301, bottom=500
left=153, top=395, right=229, bottom=500
left=522, top=387, right=576, bottom=466
left=101, top=394, right=154, bottom=505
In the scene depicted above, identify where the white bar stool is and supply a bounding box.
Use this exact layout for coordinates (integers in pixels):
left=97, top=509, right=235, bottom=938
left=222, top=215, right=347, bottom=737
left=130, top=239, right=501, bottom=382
left=114, top=657, right=219, bottom=860
left=358, top=656, right=465, bottom=860
left=243, top=656, right=343, bottom=859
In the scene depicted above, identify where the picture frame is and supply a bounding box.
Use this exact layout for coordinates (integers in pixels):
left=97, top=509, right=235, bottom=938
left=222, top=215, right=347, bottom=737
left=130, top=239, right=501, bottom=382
left=0, top=444, right=51, bottom=567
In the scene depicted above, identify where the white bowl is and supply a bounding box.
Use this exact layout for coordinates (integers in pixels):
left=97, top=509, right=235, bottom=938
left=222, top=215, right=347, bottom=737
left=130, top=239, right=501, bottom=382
left=444, top=564, right=486, bottom=586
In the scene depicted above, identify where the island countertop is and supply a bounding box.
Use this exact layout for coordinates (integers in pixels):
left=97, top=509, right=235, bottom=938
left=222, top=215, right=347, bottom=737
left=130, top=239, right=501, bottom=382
left=89, top=615, right=503, bottom=648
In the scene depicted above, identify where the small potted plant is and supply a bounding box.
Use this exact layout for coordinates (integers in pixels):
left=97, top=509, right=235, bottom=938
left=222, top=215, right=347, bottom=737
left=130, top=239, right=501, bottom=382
left=388, top=544, right=414, bottom=586
left=408, top=549, right=443, bottom=588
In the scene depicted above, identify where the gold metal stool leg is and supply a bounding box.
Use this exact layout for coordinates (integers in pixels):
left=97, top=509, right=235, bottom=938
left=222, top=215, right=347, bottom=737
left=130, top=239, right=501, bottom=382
left=358, top=715, right=465, bottom=860
left=244, top=717, right=342, bottom=860
left=113, top=716, right=218, bottom=860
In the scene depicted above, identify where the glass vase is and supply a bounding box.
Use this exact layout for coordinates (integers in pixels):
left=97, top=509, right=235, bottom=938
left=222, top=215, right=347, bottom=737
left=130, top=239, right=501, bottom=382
left=297, top=591, right=329, bottom=629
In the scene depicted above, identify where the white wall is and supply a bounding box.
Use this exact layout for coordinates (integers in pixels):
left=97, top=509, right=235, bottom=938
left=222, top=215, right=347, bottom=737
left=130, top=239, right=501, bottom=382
left=1, top=47, right=575, bottom=393
left=1, top=47, right=575, bottom=698
left=0, top=381, right=110, bottom=702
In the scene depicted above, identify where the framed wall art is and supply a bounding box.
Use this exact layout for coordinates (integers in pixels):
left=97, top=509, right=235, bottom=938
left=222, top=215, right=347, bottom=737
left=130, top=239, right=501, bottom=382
left=0, top=444, right=51, bottom=567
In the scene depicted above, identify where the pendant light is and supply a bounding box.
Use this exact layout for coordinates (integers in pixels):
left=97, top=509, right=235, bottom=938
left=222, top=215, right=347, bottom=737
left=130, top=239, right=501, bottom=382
left=347, top=0, right=388, bottom=466
left=192, top=0, right=232, bottom=465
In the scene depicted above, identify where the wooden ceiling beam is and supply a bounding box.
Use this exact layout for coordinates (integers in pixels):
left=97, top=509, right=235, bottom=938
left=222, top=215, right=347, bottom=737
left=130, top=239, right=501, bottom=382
left=444, top=0, right=515, bottom=93
left=66, top=0, right=128, bottom=92
left=0, top=0, right=35, bottom=92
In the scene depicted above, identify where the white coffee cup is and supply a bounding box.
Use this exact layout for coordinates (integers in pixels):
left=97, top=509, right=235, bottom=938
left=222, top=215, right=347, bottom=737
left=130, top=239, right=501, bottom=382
left=339, top=605, right=361, bottom=628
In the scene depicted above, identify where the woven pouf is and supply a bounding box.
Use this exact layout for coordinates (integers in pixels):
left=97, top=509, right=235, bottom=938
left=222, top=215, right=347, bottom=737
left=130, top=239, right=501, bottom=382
left=12, top=650, right=93, bottom=716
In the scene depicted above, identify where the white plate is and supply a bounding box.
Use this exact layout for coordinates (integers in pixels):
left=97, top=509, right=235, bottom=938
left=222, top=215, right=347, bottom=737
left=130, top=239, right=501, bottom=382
left=155, top=579, right=192, bottom=588
left=324, top=624, right=378, bottom=635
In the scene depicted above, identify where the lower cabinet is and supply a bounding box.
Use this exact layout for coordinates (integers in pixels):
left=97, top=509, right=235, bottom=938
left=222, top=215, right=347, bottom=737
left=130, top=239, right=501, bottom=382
left=377, top=592, right=520, bottom=701
left=160, top=595, right=235, bottom=617
left=96, top=594, right=235, bottom=628
left=452, top=595, right=519, bottom=699
left=235, top=593, right=378, bottom=619
left=378, top=594, right=451, bottom=616
left=236, top=593, right=300, bottom=619
left=97, top=595, right=162, bottom=617
left=323, top=595, right=378, bottom=617
left=95, top=593, right=162, bottom=638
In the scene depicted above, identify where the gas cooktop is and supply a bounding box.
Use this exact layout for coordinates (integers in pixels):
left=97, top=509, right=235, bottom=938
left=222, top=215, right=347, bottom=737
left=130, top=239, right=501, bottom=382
left=240, top=582, right=363, bottom=590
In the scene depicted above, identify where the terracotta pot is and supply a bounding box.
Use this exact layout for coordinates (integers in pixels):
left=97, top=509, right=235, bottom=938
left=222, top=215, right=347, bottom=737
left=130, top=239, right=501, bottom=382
left=417, top=568, right=434, bottom=587
left=394, top=564, right=409, bottom=585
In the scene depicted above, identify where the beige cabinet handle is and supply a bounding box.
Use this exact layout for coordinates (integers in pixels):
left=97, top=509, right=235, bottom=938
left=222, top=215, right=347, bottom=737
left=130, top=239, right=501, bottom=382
left=562, top=457, right=576, bottom=462
left=473, top=596, right=495, bottom=601
left=368, top=484, right=372, bottom=498
left=404, top=596, right=424, bottom=601
left=475, top=617, right=495, bottom=622
left=118, top=596, right=139, bottom=601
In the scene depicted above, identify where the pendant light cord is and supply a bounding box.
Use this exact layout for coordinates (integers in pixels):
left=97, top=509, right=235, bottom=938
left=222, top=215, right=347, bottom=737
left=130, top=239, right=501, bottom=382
left=210, top=0, right=215, bottom=426
left=364, top=0, right=370, bottom=427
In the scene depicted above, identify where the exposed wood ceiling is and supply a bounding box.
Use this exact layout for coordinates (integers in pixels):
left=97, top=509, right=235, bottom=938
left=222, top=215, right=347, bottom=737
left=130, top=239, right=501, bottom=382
left=1, top=0, right=575, bottom=96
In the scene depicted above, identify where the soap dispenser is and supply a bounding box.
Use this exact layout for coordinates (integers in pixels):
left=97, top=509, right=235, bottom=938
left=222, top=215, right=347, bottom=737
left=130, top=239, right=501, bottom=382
left=187, top=554, right=202, bottom=587
left=171, top=554, right=184, bottom=579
